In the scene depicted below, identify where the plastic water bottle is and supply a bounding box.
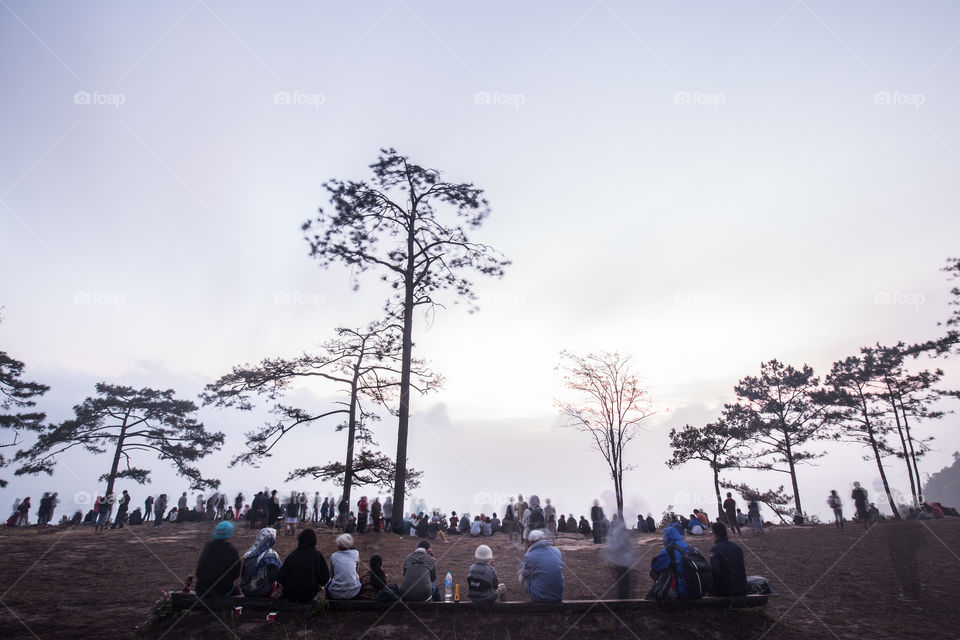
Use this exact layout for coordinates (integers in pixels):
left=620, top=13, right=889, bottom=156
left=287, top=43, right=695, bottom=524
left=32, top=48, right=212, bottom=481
left=444, top=572, right=453, bottom=602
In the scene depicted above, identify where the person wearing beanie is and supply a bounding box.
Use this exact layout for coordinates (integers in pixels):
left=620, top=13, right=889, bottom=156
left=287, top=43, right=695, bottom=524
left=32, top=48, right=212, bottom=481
left=518, top=529, right=564, bottom=602
left=277, top=528, right=331, bottom=603
left=325, top=533, right=361, bottom=600
left=468, top=544, right=507, bottom=603
left=195, top=521, right=241, bottom=597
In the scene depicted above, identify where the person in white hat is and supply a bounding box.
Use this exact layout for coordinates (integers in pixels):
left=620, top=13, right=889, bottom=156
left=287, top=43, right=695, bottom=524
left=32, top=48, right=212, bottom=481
left=467, top=544, right=506, bottom=603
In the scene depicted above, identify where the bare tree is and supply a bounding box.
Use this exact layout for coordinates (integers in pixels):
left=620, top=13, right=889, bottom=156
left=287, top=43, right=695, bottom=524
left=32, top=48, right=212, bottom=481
left=302, top=149, right=509, bottom=530
left=557, top=350, right=659, bottom=517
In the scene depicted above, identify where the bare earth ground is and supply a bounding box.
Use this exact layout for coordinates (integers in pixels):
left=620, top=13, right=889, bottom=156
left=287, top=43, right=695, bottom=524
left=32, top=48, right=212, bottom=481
left=0, top=519, right=956, bottom=639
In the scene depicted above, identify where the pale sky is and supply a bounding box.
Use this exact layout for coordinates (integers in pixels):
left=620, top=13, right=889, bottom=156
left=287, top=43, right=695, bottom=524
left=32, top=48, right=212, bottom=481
left=3, top=1, right=959, bottom=523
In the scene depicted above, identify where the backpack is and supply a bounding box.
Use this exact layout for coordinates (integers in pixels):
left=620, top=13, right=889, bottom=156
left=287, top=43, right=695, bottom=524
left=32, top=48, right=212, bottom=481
left=667, top=544, right=712, bottom=598
left=528, top=507, right=545, bottom=531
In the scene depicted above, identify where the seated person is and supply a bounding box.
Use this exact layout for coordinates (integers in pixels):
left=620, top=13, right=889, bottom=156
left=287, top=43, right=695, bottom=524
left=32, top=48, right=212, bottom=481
left=695, top=509, right=709, bottom=528
left=687, top=515, right=704, bottom=535
left=490, top=513, right=502, bottom=534
left=195, top=521, right=241, bottom=597
left=645, top=514, right=656, bottom=533
left=400, top=540, right=440, bottom=601
left=468, top=544, right=506, bottom=603
left=69, top=511, right=83, bottom=526
left=277, top=528, right=330, bottom=603
left=223, top=507, right=235, bottom=521
left=648, top=524, right=697, bottom=600
left=326, top=533, right=361, bottom=600
left=458, top=513, right=471, bottom=535
left=518, top=530, right=563, bottom=602
left=240, top=527, right=280, bottom=597
left=447, top=513, right=460, bottom=535
left=415, top=514, right=430, bottom=538
left=470, top=515, right=483, bottom=536
left=736, top=509, right=747, bottom=527
left=578, top=516, right=591, bottom=536
left=637, top=515, right=647, bottom=532
left=556, top=515, right=567, bottom=533
left=127, top=508, right=143, bottom=525
left=566, top=514, right=577, bottom=532
left=708, top=522, right=747, bottom=596
left=360, top=554, right=391, bottom=599
left=482, top=517, right=493, bottom=536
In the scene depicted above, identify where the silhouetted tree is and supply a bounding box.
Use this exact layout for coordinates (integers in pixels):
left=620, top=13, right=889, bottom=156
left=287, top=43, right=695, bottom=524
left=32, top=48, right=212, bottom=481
left=288, top=448, right=423, bottom=494
left=202, top=322, right=439, bottom=511
left=667, top=416, right=750, bottom=518
left=0, top=351, right=49, bottom=487
left=15, top=383, right=223, bottom=496
left=825, top=352, right=901, bottom=519
left=302, top=149, right=509, bottom=531
left=558, top=350, right=659, bottom=517
left=728, top=359, right=832, bottom=514
left=721, top=481, right=793, bottom=523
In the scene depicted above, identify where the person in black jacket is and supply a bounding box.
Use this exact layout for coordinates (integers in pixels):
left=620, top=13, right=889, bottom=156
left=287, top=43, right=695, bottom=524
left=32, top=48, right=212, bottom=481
left=277, top=528, right=330, bottom=603
left=196, top=521, right=241, bottom=597
left=590, top=500, right=604, bottom=544
left=708, top=522, right=747, bottom=596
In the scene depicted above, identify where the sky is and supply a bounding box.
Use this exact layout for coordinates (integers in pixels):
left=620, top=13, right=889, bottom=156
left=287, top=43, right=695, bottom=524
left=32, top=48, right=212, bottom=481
left=2, top=1, right=960, bottom=524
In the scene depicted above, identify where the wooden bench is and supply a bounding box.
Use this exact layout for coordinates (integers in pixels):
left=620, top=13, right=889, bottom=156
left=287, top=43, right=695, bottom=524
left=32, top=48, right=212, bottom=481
left=169, top=591, right=769, bottom=614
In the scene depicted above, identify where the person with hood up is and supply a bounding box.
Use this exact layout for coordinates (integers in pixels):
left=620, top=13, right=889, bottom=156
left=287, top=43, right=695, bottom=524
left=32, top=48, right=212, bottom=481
left=605, top=517, right=637, bottom=599
left=648, top=524, right=696, bottom=599
left=276, top=528, right=330, bottom=603
left=399, top=540, right=440, bottom=601
left=196, top=521, right=241, bottom=597
left=240, top=527, right=281, bottom=597
left=518, top=530, right=564, bottom=602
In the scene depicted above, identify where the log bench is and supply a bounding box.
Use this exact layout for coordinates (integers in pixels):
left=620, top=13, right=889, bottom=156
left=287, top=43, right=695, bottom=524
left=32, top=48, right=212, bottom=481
left=169, top=591, right=769, bottom=614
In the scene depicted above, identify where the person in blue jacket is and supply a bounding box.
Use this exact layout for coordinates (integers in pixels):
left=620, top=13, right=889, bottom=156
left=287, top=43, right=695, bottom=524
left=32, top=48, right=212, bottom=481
left=649, top=524, right=694, bottom=597
left=518, top=530, right=564, bottom=601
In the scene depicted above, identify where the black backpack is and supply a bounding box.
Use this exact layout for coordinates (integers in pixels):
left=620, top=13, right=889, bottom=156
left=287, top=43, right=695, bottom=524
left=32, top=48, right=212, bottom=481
left=667, top=544, right=712, bottom=598
left=528, top=507, right=545, bottom=531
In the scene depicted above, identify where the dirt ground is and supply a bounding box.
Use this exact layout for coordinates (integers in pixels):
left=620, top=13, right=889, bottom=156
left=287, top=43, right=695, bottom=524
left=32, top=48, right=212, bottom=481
left=0, top=519, right=956, bottom=639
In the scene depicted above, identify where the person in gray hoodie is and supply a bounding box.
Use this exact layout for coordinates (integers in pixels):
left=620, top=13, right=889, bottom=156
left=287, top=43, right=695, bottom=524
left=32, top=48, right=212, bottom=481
left=399, top=540, right=440, bottom=601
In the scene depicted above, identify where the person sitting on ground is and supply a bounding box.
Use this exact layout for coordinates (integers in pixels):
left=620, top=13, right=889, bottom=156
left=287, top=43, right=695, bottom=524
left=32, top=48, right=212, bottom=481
left=567, top=514, right=577, bottom=533
left=223, top=507, right=234, bottom=521
left=447, top=512, right=460, bottom=535
left=69, top=511, right=82, bottom=526
left=736, top=508, right=747, bottom=527
left=416, top=513, right=430, bottom=538
left=344, top=512, right=357, bottom=534
left=578, top=516, right=591, bottom=536
left=645, top=513, right=656, bottom=533
left=557, top=514, right=568, bottom=533
left=359, top=554, right=391, bottom=599
left=240, top=527, right=281, bottom=597
left=127, top=508, right=143, bottom=526
left=276, top=528, right=331, bottom=603
left=867, top=503, right=882, bottom=522
left=708, top=522, right=747, bottom=596
left=482, top=516, right=493, bottom=536
left=325, top=533, right=361, bottom=600
left=695, top=509, right=710, bottom=528
left=400, top=540, right=441, bottom=601
left=468, top=544, right=506, bottom=603
left=458, top=513, right=471, bottom=535
left=524, top=495, right=547, bottom=544
left=470, top=515, right=483, bottom=536
left=687, top=514, right=705, bottom=535
left=518, top=530, right=564, bottom=602
left=490, top=513, right=502, bottom=534
left=648, top=524, right=696, bottom=600
left=196, top=521, right=241, bottom=597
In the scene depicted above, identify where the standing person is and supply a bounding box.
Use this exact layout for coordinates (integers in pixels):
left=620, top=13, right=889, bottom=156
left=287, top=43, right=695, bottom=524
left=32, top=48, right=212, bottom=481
left=371, top=497, right=382, bottom=532
left=320, top=497, right=330, bottom=527
left=708, top=522, right=747, bottom=596
left=357, top=496, right=369, bottom=534
left=382, top=496, right=393, bottom=532
left=234, top=492, right=244, bottom=516
left=269, top=490, right=281, bottom=526
left=94, top=494, right=112, bottom=533
left=216, top=493, right=226, bottom=520
left=518, top=530, right=564, bottom=602
left=590, top=500, right=605, bottom=545
left=276, top=528, right=331, bottom=603
left=503, top=501, right=517, bottom=543
left=195, top=522, right=241, bottom=598
left=747, top=498, right=763, bottom=534
left=312, top=492, right=320, bottom=524
left=144, top=495, right=154, bottom=523
left=37, top=493, right=52, bottom=528
left=852, top=482, right=870, bottom=528
left=723, top=493, right=741, bottom=536
left=177, top=492, right=188, bottom=523
left=337, top=495, right=349, bottom=530
left=112, top=490, right=131, bottom=529
left=828, top=490, right=844, bottom=529
left=325, top=533, right=361, bottom=600
left=17, top=497, right=31, bottom=526
left=515, top=495, right=528, bottom=540
left=153, top=494, right=167, bottom=527
left=604, top=517, right=637, bottom=599
left=283, top=493, right=299, bottom=537
left=299, top=493, right=307, bottom=522
left=468, top=544, right=507, bottom=603
left=544, top=498, right=557, bottom=539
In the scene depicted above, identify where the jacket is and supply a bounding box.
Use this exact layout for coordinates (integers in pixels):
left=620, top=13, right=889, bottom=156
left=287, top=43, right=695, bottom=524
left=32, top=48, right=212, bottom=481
left=709, top=539, right=747, bottom=596
left=400, top=548, right=436, bottom=601
left=650, top=525, right=694, bottom=597
left=326, top=549, right=361, bottom=600
left=520, top=540, right=564, bottom=602
left=467, top=562, right=500, bottom=603
left=196, top=539, right=240, bottom=597
left=277, top=546, right=330, bottom=603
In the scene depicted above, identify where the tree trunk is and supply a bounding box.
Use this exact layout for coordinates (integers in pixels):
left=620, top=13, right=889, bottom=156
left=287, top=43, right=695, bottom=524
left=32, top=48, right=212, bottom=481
left=341, top=372, right=360, bottom=520
left=391, top=207, right=417, bottom=533
left=864, top=416, right=901, bottom=520
left=105, top=414, right=129, bottom=498
left=782, top=429, right=803, bottom=514
left=885, top=383, right=918, bottom=508
left=713, top=464, right=723, bottom=522
left=897, top=391, right=924, bottom=503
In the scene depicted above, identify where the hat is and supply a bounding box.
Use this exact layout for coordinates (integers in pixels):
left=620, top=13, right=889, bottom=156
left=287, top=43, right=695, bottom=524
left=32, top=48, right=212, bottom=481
left=528, top=529, right=546, bottom=543
left=475, top=544, right=493, bottom=561
left=212, top=521, right=234, bottom=540
left=337, top=533, right=353, bottom=549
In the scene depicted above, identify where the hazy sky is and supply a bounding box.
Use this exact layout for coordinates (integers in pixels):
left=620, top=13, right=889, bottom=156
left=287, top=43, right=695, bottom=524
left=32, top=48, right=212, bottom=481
left=3, top=1, right=959, bottom=522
